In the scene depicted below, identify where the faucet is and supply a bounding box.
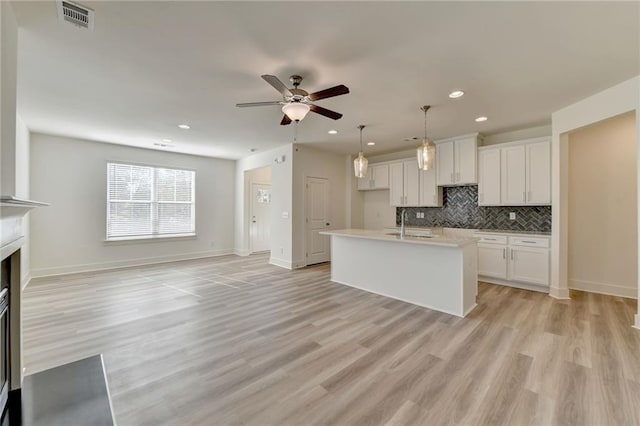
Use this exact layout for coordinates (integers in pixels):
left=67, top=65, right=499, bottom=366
left=400, top=208, right=407, bottom=238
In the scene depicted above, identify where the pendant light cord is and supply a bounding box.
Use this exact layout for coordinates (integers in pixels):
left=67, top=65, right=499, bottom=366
left=358, top=124, right=365, bottom=152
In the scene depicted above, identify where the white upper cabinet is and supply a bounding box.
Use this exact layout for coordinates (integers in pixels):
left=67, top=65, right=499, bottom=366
left=478, top=149, right=501, bottom=206
left=477, top=137, right=551, bottom=206
left=501, top=145, right=526, bottom=205
left=436, top=134, right=479, bottom=186
left=389, top=162, right=405, bottom=207
left=356, top=163, right=389, bottom=191
left=419, top=166, right=443, bottom=207
left=526, top=141, right=551, bottom=204
left=403, top=160, right=420, bottom=206
left=388, top=159, right=440, bottom=207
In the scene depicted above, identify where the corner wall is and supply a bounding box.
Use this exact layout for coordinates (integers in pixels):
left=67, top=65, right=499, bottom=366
left=1, top=1, right=18, bottom=196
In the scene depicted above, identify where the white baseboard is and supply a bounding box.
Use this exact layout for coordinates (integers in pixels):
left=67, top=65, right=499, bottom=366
left=634, top=314, right=640, bottom=330
left=569, top=279, right=637, bottom=299
left=21, top=273, right=31, bottom=291
left=30, top=249, right=235, bottom=278
left=269, top=257, right=293, bottom=270
left=479, top=276, right=549, bottom=294
left=549, top=286, right=571, bottom=300
left=234, top=249, right=250, bottom=257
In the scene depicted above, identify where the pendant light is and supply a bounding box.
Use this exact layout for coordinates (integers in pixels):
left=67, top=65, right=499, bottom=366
left=416, top=105, right=436, bottom=170
left=353, top=125, right=369, bottom=178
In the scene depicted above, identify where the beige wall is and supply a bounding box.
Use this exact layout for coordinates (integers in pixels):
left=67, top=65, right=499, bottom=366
left=568, top=111, right=637, bottom=298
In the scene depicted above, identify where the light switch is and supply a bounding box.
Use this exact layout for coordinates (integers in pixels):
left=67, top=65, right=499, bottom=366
left=509, top=212, right=516, bottom=220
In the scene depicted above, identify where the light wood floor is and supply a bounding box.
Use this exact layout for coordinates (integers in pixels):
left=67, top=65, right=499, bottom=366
left=23, top=254, right=640, bottom=426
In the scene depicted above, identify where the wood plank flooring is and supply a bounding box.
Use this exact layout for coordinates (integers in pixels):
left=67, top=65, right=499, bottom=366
left=23, top=254, right=640, bottom=425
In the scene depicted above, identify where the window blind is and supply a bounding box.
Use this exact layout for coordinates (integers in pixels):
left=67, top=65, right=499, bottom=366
left=106, top=163, right=195, bottom=239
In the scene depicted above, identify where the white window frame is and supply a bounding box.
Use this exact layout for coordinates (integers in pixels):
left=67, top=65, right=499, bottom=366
left=106, top=162, right=196, bottom=241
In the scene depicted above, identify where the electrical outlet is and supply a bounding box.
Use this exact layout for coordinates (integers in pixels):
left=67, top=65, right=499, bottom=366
left=421, top=212, right=425, bottom=218
left=509, top=212, right=516, bottom=220
left=416, top=212, right=421, bottom=219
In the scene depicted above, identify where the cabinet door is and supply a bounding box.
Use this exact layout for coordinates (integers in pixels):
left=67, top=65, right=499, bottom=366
left=455, top=137, right=477, bottom=184
left=478, top=244, right=508, bottom=279
left=356, top=167, right=372, bottom=190
left=371, top=164, right=389, bottom=189
left=526, top=141, right=551, bottom=204
left=403, top=160, right=420, bottom=206
left=389, top=162, right=404, bottom=206
left=419, top=166, right=441, bottom=206
left=436, top=141, right=455, bottom=186
left=508, top=247, right=549, bottom=286
left=478, top=149, right=501, bottom=206
left=501, top=145, right=526, bottom=205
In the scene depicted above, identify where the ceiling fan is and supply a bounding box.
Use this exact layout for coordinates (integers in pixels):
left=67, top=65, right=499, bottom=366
left=236, top=74, right=350, bottom=125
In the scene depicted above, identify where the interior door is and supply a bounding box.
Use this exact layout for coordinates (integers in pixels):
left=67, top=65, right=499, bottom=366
left=306, top=177, right=330, bottom=265
left=249, top=183, right=271, bottom=253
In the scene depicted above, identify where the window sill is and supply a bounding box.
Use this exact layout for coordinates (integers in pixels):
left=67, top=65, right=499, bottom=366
left=104, top=233, right=197, bottom=244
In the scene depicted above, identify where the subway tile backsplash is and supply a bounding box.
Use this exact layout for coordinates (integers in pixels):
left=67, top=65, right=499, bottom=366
left=395, top=186, right=551, bottom=232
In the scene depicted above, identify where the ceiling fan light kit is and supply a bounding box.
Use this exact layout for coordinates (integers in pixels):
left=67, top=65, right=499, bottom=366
left=416, top=105, right=436, bottom=171
left=236, top=74, right=349, bottom=125
left=353, top=125, right=369, bottom=179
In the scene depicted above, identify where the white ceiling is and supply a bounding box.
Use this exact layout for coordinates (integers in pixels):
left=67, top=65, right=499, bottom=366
left=13, top=1, right=639, bottom=159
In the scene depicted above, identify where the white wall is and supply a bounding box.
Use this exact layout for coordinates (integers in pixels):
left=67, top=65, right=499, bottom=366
left=1, top=2, right=18, bottom=195
left=292, top=144, right=347, bottom=268
left=29, top=133, right=236, bottom=277
left=363, top=190, right=395, bottom=230
left=568, top=112, right=637, bottom=298
left=483, top=124, right=551, bottom=146
left=235, top=145, right=293, bottom=267
left=15, top=116, right=30, bottom=286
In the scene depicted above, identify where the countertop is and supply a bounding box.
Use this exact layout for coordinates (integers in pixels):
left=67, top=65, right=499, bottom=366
left=474, top=229, right=551, bottom=236
left=321, top=229, right=477, bottom=248
left=385, top=226, right=551, bottom=237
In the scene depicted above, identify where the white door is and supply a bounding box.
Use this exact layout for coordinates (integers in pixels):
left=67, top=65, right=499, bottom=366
left=419, top=166, right=439, bottom=206
left=403, top=160, right=420, bottom=206
left=508, top=247, right=550, bottom=286
left=306, top=177, right=330, bottom=265
left=526, top=141, right=551, bottom=204
left=478, top=149, right=501, bottom=206
left=455, top=137, right=477, bottom=184
left=389, top=162, right=404, bottom=206
left=501, top=145, right=526, bottom=205
left=436, top=141, right=455, bottom=186
left=478, top=243, right=508, bottom=279
left=250, top=183, right=271, bottom=253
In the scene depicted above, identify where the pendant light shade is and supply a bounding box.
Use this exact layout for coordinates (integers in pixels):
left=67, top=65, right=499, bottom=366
left=353, top=125, right=369, bottom=178
left=282, top=102, right=310, bottom=122
left=416, top=105, right=436, bottom=171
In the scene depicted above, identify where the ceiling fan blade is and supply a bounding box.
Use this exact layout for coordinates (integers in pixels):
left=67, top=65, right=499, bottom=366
left=236, top=101, right=283, bottom=108
left=308, top=84, right=350, bottom=101
left=261, top=75, right=293, bottom=97
left=280, top=115, right=292, bottom=125
left=309, top=104, right=343, bottom=120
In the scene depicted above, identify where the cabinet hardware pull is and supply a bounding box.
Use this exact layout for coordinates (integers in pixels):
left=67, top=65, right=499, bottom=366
left=521, top=240, right=536, bottom=243
left=510, top=249, right=514, bottom=260
left=503, top=248, right=506, bottom=259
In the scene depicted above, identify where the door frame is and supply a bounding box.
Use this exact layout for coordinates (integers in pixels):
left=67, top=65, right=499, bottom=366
left=303, top=175, right=331, bottom=266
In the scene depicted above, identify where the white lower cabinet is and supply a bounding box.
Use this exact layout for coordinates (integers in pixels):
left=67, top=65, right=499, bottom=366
left=475, top=232, right=550, bottom=290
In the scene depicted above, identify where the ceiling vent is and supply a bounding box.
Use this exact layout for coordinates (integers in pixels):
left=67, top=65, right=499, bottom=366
left=56, top=1, right=94, bottom=30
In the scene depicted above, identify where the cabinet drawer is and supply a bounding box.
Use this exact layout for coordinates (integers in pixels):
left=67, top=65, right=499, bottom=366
left=474, top=234, right=507, bottom=244
left=509, top=236, right=549, bottom=248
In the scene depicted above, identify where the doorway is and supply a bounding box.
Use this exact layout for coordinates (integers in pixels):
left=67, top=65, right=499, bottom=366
left=246, top=166, right=272, bottom=255
left=305, top=176, right=330, bottom=265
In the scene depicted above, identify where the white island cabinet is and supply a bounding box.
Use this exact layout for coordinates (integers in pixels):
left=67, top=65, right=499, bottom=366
left=321, top=229, right=478, bottom=317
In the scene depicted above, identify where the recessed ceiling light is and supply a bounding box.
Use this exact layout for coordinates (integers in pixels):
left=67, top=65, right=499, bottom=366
left=367, top=142, right=375, bottom=146
left=250, top=148, right=257, bottom=152
left=328, top=130, right=338, bottom=135
left=162, top=138, right=172, bottom=143
left=178, top=124, right=191, bottom=129
left=449, top=90, right=464, bottom=98
left=475, top=116, right=488, bottom=122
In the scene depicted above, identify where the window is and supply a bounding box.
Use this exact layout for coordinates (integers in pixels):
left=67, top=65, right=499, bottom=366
left=106, top=162, right=195, bottom=240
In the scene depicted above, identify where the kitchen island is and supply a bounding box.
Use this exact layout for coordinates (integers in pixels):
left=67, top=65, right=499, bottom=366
left=320, top=229, right=478, bottom=317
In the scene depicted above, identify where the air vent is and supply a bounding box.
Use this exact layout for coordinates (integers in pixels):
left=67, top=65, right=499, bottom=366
left=56, top=1, right=94, bottom=30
